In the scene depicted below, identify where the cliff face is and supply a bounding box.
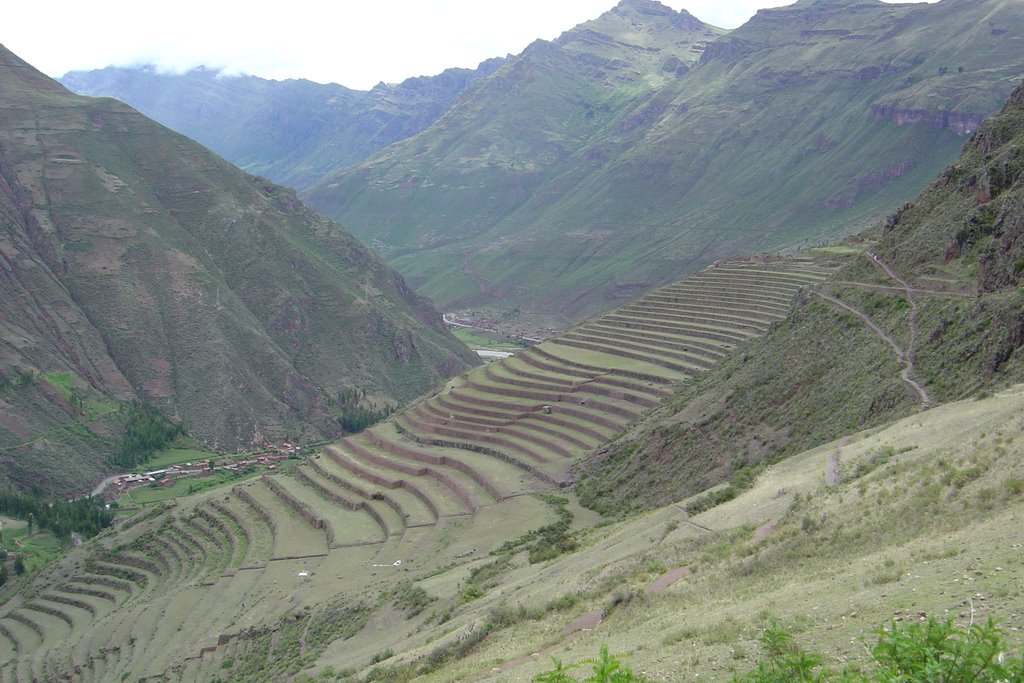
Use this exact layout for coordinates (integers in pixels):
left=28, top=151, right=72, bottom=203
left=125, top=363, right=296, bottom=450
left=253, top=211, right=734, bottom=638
left=0, top=45, right=478, bottom=493
left=870, top=106, right=986, bottom=135
left=910, top=85, right=1024, bottom=293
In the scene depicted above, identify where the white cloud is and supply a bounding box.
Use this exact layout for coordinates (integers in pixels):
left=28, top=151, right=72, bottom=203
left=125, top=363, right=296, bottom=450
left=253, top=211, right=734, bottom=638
left=4, top=0, right=935, bottom=90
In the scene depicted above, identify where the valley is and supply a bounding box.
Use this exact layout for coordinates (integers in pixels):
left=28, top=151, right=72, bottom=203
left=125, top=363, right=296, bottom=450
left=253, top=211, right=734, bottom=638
left=2, top=0, right=1024, bottom=680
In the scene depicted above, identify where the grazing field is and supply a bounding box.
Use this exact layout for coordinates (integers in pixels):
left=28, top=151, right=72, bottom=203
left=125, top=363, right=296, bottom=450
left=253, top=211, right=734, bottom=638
left=0, top=258, right=841, bottom=681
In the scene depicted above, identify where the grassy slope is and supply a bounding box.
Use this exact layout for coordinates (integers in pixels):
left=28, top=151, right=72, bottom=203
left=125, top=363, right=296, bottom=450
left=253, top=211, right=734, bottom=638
left=312, top=0, right=1024, bottom=325
left=426, top=384, right=1024, bottom=682
left=0, top=45, right=478, bottom=493
left=2, top=384, right=1023, bottom=681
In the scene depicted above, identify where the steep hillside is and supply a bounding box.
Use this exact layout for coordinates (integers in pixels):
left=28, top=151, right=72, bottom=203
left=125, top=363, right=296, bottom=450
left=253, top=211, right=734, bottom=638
left=59, top=58, right=504, bottom=191
left=311, top=0, right=1024, bottom=325
left=0, top=45, right=477, bottom=494
left=579, top=73, right=1024, bottom=514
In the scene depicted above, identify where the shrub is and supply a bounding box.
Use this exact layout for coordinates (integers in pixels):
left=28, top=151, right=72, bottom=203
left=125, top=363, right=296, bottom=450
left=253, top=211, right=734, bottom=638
left=387, top=580, right=434, bottom=618
left=733, top=618, right=1024, bottom=682
left=535, top=644, right=654, bottom=682
left=869, top=617, right=1023, bottom=682
left=685, top=465, right=764, bottom=515
left=545, top=593, right=581, bottom=613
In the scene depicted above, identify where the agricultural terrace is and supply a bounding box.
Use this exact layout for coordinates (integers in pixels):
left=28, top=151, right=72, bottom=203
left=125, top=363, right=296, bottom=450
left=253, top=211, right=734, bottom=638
left=0, top=258, right=832, bottom=681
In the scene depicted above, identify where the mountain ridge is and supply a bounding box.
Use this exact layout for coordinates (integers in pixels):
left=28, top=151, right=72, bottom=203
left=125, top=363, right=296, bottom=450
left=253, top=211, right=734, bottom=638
left=59, top=57, right=506, bottom=191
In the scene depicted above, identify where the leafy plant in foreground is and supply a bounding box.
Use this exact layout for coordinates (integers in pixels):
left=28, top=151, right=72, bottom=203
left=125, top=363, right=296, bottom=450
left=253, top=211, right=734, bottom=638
left=732, top=618, right=1024, bottom=682
left=535, top=645, right=653, bottom=682
left=869, top=617, right=1023, bottom=682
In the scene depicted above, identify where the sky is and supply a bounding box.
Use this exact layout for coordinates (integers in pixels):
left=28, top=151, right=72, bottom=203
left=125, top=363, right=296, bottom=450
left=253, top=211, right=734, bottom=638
left=6, top=0, right=933, bottom=91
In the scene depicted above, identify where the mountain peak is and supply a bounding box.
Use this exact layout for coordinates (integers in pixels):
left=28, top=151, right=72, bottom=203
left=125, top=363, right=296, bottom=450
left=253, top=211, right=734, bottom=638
left=612, top=0, right=677, bottom=16
left=608, top=0, right=708, bottom=30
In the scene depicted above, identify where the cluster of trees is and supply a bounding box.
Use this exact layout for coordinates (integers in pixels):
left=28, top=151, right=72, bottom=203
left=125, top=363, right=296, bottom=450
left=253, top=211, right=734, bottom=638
left=0, top=369, right=38, bottom=393
left=0, top=489, right=114, bottom=541
left=333, top=388, right=394, bottom=434
left=115, top=402, right=185, bottom=468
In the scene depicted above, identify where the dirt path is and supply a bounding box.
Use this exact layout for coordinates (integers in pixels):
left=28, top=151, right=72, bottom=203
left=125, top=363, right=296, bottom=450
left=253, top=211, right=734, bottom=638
left=825, top=437, right=849, bottom=486
left=89, top=474, right=121, bottom=498
left=813, top=290, right=931, bottom=407
left=867, top=253, right=933, bottom=407
left=644, top=567, right=691, bottom=594
left=496, top=566, right=690, bottom=673
left=828, top=281, right=975, bottom=299
left=755, top=519, right=778, bottom=541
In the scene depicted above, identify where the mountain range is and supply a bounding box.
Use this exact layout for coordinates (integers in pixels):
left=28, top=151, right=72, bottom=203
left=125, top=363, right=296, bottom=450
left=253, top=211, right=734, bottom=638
left=5, top=0, right=1024, bottom=676
left=310, top=0, right=1024, bottom=323
left=60, top=58, right=505, bottom=193
left=64, top=0, right=1024, bottom=327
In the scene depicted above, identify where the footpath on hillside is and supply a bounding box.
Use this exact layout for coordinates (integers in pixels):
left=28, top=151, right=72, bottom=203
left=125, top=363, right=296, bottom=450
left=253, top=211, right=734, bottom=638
left=813, top=253, right=932, bottom=408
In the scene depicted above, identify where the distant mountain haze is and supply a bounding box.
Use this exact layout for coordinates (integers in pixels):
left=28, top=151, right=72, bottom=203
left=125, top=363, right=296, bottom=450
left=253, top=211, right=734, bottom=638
left=0, top=44, right=478, bottom=494
left=60, top=58, right=506, bottom=192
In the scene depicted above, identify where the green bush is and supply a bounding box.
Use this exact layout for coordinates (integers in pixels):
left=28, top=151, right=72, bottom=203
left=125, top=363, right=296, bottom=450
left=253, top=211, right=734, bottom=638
left=535, top=644, right=654, bottom=682
left=733, top=618, right=1024, bottom=682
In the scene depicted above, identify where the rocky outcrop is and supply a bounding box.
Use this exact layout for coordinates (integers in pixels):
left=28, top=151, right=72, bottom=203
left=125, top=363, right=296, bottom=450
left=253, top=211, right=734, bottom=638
left=870, top=105, right=985, bottom=135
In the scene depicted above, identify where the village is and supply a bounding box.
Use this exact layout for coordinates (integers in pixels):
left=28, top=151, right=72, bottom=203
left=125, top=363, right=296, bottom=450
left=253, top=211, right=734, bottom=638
left=104, top=442, right=302, bottom=502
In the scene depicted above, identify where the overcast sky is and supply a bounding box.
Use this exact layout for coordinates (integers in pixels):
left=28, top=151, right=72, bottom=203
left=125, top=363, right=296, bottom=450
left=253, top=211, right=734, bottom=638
left=6, top=0, right=934, bottom=90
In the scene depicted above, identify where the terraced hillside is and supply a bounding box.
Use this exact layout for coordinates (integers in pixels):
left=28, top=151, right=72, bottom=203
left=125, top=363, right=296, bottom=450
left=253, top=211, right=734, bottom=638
left=0, top=258, right=831, bottom=681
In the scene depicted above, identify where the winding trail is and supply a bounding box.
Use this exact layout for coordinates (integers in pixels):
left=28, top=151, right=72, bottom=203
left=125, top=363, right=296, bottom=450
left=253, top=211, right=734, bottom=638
left=828, top=281, right=976, bottom=299
left=812, top=290, right=930, bottom=407
left=867, top=253, right=932, bottom=407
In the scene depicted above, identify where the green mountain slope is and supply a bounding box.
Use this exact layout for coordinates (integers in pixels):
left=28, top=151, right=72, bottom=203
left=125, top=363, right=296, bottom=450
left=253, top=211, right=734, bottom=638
left=3, top=70, right=1024, bottom=683
left=310, top=0, right=1024, bottom=325
left=0, top=45, right=478, bottom=494
left=579, top=72, right=1024, bottom=514
left=59, top=58, right=505, bottom=191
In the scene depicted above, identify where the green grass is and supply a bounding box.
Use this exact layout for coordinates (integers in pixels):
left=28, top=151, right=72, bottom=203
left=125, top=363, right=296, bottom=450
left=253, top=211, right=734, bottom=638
left=144, top=448, right=219, bottom=470
left=450, top=329, right=521, bottom=352
left=0, top=521, right=64, bottom=575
